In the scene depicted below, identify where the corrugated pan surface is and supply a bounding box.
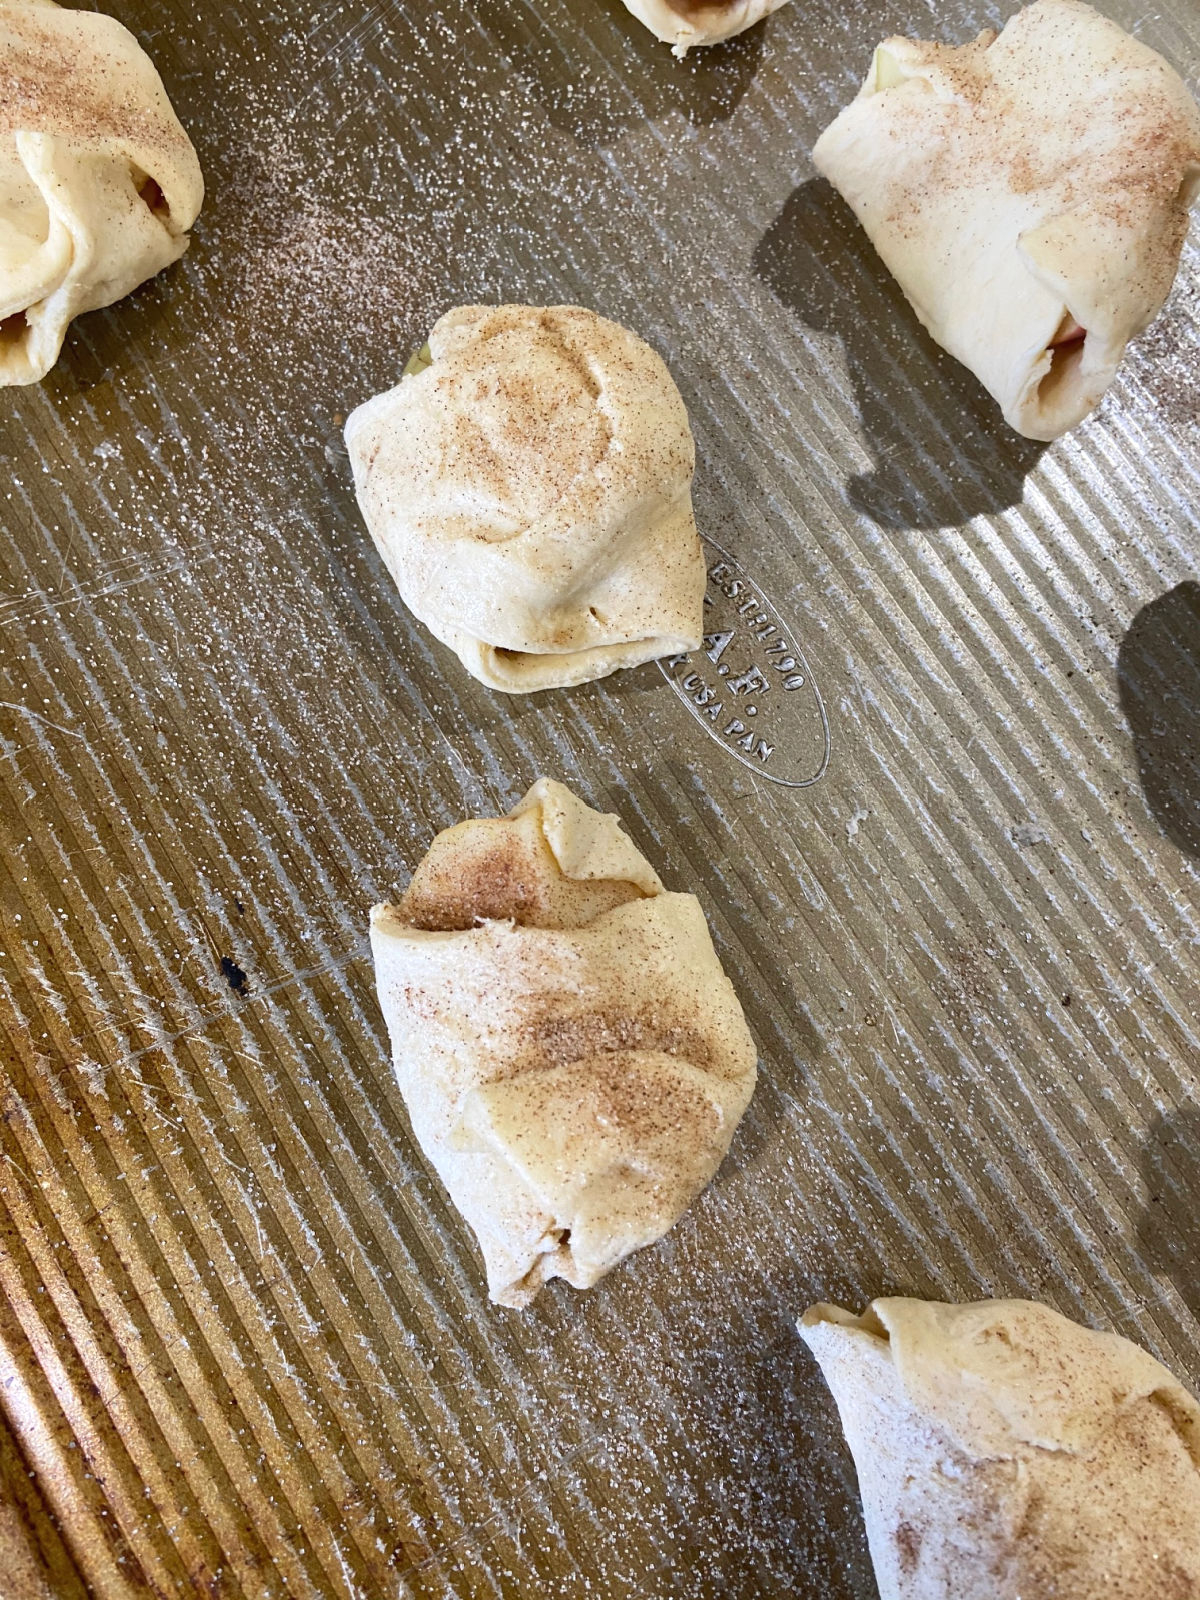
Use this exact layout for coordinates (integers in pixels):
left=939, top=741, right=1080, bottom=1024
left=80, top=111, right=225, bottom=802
left=1, top=0, right=1198, bottom=1593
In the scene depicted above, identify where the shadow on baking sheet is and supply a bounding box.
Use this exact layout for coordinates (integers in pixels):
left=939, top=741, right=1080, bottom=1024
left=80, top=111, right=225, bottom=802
left=1117, top=581, right=1200, bottom=861
left=754, top=179, right=1047, bottom=532
left=1138, top=1107, right=1200, bottom=1320
left=468, top=0, right=766, bottom=147
left=690, top=1312, right=874, bottom=1598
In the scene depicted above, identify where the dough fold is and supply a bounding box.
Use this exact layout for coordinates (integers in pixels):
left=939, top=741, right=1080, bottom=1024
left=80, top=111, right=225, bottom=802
left=0, top=0, right=204, bottom=385
left=344, top=304, right=705, bottom=692
left=800, top=1296, right=1200, bottom=1599
left=618, top=0, right=790, bottom=56
left=812, top=0, right=1200, bottom=440
left=371, top=778, right=757, bottom=1307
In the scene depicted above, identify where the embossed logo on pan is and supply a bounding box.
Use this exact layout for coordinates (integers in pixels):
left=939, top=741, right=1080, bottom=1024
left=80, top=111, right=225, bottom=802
left=659, top=539, right=831, bottom=787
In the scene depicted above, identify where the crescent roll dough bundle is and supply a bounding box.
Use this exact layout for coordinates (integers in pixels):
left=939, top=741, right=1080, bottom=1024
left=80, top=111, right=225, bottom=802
left=619, top=0, right=790, bottom=57
left=344, top=304, right=705, bottom=693
left=813, top=0, right=1200, bottom=440
left=800, top=1297, right=1200, bottom=1599
left=371, top=778, right=757, bottom=1308
left=0, top=0, right=203, bottom=386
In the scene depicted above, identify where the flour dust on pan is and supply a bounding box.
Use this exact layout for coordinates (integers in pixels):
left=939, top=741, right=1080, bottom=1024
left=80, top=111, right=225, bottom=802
left=659, top=536, right=831, bottom=787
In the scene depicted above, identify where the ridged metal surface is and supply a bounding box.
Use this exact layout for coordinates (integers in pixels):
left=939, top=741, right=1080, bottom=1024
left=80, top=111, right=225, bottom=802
left=1, top=0, right=1198, bottom=1594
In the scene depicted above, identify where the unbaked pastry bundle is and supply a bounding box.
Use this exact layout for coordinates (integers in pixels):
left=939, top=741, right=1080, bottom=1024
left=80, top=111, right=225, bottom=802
left=0, top=0, right=202, bottom=385
left=5, top=0, right=1200, bottom=1595
left=344, top=304, right=707, bottom=693
left=371, top=777, right=757, bottom=1307
left=801, top=1297, right=1200, bottom=1599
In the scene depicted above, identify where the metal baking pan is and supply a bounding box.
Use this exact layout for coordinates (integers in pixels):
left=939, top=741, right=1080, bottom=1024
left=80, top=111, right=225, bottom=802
left=1, top=0, right=1198, bottom=1593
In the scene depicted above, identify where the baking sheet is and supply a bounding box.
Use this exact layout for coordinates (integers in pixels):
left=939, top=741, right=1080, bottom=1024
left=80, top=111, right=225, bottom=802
left=1, top=0, right=1198, bottom=1594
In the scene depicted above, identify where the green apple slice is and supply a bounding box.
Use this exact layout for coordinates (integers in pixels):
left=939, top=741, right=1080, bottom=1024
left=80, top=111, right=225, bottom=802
left=402, top=342, right=433, bottom=379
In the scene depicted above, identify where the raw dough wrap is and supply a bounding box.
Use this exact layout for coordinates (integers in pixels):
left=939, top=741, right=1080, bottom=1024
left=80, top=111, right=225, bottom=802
left=812, top=0, right=1200, bottom=440
left=0, top=0, right=204, bottom=385
left=800, top=1296, right=1200, bottom=1599
left=371, top=778, right=757, bottom=1307
left=344, top=304, right=705, bottom=693
left=619, top=0, right=790, bottom=57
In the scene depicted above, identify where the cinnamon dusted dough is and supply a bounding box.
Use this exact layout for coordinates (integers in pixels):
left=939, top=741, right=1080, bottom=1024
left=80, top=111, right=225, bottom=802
left=370, top=778, right=757, bottom=1307
left=0, top=0, right=203, bottom=386
left=619, top=0, right=790, bottom=57
left=813, top=0, right=1200, bottom=440
left=344, top=304, right=705, bottom=693
left=800, top=1297, right=1200, bottom=1599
